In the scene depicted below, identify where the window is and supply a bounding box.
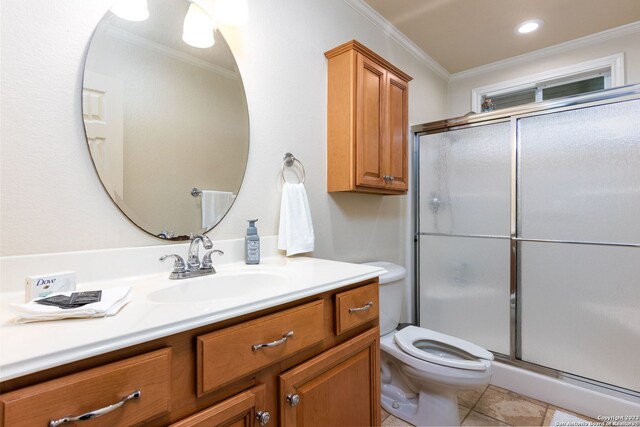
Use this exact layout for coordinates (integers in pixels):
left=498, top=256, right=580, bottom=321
left=472, top=54, right=624, bottom=113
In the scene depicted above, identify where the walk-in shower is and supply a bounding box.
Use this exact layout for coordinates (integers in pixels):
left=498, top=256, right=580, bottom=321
left=412, top=84, right=640, bottom=399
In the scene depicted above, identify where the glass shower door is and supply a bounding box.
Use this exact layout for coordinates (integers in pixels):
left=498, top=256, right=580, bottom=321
left=517, top=100, right=640, bottom=391
left=418, top=122, right=512, bottom=355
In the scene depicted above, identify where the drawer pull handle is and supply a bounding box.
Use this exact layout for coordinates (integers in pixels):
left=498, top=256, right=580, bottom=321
left=252, top=330, right=294, bottom=352
left=348, top=301, right=374, bottom=313
left=48, top=390, right=141, bottom=427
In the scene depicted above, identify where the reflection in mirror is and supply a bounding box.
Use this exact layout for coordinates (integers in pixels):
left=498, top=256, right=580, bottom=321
left=83, top=0, right=249, bottom=240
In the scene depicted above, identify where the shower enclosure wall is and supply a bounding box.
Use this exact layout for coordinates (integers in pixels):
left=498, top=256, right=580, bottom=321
left=412, top=85, right=640, bottom=398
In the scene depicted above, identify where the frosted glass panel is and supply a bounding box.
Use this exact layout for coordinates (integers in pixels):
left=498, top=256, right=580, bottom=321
left=520, top=242, right=640, bottom=391
left=420, top=235, right=510, bottom=355
left=518, top=99, right=640, bottom=244
left=419, top=122, right=511, bottom=236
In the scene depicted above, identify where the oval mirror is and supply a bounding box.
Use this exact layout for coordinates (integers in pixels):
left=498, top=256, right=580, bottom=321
left=82, top=0, right=249, bottom=240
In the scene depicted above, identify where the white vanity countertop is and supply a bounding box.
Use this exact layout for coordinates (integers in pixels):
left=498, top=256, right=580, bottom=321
left=0, top=256, right=385, bottom=382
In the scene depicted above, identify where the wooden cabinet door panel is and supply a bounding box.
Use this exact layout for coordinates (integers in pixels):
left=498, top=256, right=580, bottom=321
left=384, top=72, right=409, bottom=191
left=279, top=328, right=380, bottom=427
left=356, top=54, right=387, bottom=189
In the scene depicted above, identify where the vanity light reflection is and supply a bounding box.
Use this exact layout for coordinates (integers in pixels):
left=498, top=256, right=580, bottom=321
left=110, top=0, right=150, bottom=22
left=181, top=0, right=249, bottom=48
left=111, top=0, right=248, bottom=49
left=183, top=2, right=217, bottom=48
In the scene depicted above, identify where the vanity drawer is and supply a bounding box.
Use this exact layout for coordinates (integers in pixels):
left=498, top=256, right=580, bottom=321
left=197, top=300, right=324, bottom=395
left=0, top=348, right=171, bottom=427
left=169, top=384, right=266, bottom=427
left=335, top=282, right=379, bottom=335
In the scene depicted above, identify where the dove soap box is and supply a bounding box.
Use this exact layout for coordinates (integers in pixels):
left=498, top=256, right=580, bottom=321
left=25, top=271, right=77, bottom=302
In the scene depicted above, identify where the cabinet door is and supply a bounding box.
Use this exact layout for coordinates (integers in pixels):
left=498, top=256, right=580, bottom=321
left=356, top=54, right=387, bottom=189
left=170, top=385, right=268, bottom=427
left=384, top=72, right=409, bottom=191
left=279, top=328, right=380, bottom=427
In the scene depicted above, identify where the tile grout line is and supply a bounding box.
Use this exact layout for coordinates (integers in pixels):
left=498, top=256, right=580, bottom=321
left=476, top=386, right=550, bottom=427
left=462, top=385, right=490, bottom=425
left=540, top=406, right=550, bottom=427
left=469, top=385, right=489, bottom=411
left=471, top=386, right=512, bottom=425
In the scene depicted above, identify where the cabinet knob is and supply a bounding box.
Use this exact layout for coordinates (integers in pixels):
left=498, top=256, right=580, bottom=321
left=286, top=393, right=301, bottom=407
left=256, top=411, right=271, bottom=425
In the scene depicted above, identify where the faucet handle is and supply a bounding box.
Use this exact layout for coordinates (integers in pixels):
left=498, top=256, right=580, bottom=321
left=202, top=250, right=224, bottom=269
left=159, top=254, right=186, bottom=273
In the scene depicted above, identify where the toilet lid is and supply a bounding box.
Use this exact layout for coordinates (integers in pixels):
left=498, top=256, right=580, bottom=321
left=394, top=326, right=494, bottom=371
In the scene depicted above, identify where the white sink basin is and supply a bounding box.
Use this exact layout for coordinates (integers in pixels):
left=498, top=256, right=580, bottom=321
left=147, top=271, right=294, bottom=303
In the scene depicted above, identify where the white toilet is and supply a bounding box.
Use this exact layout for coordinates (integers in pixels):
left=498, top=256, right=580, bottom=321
left=365, top=262, right=494, bottom=427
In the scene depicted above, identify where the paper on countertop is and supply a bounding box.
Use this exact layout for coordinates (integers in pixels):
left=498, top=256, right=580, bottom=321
left=10, top=286, right=132, bottom=324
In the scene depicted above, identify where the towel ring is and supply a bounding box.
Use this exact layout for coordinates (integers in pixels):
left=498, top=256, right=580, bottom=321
left=281, top=152, right=305, bottom=184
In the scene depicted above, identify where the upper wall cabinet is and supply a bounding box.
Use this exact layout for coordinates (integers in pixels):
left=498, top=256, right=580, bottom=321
left=325, top=40, right=412, bottom=195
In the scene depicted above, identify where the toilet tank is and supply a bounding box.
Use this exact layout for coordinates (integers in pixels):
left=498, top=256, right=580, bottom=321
left=363, top=262, right=407, bottom=335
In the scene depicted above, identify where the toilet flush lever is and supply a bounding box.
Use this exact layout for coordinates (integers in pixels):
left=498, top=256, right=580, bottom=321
left=348, top=301, right=374, bottom=313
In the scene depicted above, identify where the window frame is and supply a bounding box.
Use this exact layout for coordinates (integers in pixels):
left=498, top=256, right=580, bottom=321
left=471, top=53, right=625, bottom=113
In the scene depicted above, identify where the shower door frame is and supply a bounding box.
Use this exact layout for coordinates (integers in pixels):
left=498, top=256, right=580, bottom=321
left=411, top=83, right=640, bottom=399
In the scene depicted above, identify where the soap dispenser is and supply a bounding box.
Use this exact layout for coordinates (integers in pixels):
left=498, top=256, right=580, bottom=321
left=245, top=219, right=260, bottom=264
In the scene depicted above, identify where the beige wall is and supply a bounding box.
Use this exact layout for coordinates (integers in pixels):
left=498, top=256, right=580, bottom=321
left=448, top=30, right=640, bottom=118
left=0, top=0, right=448, bottom=273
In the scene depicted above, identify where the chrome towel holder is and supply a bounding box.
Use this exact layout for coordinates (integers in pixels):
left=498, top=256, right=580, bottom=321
left=281, top=152, right=306, bottom=184
left=191, top=188, right=202, bottom=197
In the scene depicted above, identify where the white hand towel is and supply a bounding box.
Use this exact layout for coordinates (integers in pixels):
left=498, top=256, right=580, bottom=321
left=11, top=287, right=132, bottom=324
left=201, top=190, right=236, bottom=229
left=278, top=182, right=315, bottom=256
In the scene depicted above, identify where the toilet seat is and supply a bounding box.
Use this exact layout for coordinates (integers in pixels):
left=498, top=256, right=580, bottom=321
left=394, top=326, right=494, bottom=371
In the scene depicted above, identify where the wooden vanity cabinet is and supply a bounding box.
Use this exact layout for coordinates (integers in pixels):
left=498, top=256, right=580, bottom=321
left=326, top=40, right=412, bottom=195
left=0, top=280, right=380, bottom=427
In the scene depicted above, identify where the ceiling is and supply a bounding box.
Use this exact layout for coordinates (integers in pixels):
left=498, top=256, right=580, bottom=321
left=362, top=0, right=640, bottom=74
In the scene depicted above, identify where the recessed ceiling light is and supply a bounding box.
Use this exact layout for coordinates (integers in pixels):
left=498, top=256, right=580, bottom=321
left=514, top=19, right=544, bottom=35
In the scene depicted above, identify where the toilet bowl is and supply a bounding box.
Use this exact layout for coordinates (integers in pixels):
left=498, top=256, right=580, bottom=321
left=364, top=262, right=493, bottom=427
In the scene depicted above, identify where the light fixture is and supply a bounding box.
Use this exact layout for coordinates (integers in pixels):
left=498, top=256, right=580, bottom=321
left=213, top=0, right=249, bottom=26
left=514, top=19, right=544, bottom=35
left=183, top=1, right=217, bottom=48
left=110, top=0, right=150, bottom=22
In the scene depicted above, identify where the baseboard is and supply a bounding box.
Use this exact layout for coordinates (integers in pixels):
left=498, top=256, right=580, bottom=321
left=491, top=362, right=640, bottom=418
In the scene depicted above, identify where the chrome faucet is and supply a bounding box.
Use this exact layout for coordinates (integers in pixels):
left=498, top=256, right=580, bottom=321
left=187, top=234, right=213, bottom=271
left=160, top=235, right=224, bottom=280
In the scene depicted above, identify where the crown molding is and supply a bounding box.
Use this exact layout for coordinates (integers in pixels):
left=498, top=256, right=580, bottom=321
left=451, top=21, right=640, bottom=82
left=343, top=0, right=450, bottom=80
